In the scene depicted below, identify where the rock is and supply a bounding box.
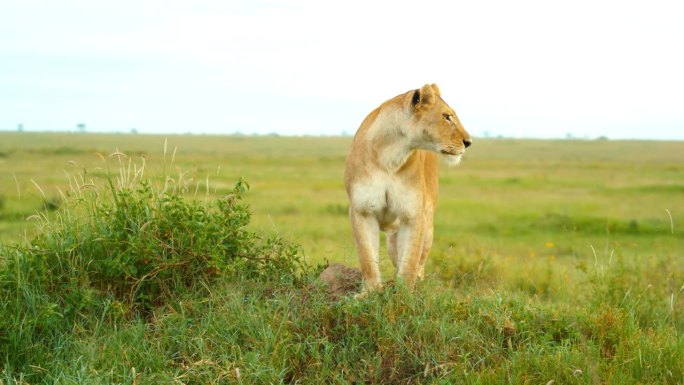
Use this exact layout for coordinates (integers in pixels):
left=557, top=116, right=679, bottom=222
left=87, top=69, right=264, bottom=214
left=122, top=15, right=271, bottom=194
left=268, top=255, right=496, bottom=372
left=318, top=263, right=362, bottom=300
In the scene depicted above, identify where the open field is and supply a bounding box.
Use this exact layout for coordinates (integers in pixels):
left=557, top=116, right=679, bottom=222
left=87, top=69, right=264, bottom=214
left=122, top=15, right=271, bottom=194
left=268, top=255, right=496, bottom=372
left=1, top=132, right=683, bottom=295
left=2, top=132, right=683, bottom=269
left=1, top=132, right=683, bottom=383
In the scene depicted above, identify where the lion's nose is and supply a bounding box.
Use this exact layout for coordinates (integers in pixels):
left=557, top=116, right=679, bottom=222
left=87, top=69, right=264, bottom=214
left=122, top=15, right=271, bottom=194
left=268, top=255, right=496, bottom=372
left=463, top=139, right=473, bottom=148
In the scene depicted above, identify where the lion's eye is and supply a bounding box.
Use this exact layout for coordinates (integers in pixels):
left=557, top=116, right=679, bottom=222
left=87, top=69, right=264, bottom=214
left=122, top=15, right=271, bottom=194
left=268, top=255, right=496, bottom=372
left=443, top=114, right=452, bottom=122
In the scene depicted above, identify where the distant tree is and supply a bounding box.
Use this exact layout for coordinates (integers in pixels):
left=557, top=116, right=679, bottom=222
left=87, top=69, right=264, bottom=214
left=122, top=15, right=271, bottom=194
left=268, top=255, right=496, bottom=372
left=130, top=128, right=138, bottom=134
left=17, top=124, right=23, bottom=132
left=77, top=123, right=86, bottom=133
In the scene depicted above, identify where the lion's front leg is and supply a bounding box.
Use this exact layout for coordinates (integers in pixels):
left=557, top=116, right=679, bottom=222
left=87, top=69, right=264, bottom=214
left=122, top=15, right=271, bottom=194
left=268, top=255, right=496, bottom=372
left=417, top=209, right=435, bottom=281
left=350, top=209, right=382, bottom=294
left=395, top=216, right=426, bottom=289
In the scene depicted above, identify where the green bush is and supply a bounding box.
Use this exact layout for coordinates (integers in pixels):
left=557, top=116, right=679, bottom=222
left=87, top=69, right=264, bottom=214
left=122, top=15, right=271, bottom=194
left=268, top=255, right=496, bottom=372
left=0, top=161, right=306, bottom=374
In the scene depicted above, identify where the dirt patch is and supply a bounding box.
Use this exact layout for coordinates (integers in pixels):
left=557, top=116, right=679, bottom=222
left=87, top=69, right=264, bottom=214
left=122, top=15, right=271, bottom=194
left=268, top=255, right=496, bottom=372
left=318, top=263, right=362, bottom=300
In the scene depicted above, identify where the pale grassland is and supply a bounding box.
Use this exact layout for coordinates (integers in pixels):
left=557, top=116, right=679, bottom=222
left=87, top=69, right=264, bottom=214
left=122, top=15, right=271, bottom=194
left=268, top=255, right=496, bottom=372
left=2, top=132, right=683, bottom=304
left=2, top=132, right=682, bottom=265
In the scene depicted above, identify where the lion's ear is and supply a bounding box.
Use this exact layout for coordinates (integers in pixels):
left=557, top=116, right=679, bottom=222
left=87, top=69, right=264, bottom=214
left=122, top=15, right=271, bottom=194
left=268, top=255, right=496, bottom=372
left=412, top=84, right=438, bottom=111
left=411, top=89, right=421, bottom=107
left=431, top=83, right=441, bottom=97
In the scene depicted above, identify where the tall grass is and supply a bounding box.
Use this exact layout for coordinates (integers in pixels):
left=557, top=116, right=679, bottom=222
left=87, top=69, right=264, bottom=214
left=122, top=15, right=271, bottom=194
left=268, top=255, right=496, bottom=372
left=0, top=150, right=306, bottom=380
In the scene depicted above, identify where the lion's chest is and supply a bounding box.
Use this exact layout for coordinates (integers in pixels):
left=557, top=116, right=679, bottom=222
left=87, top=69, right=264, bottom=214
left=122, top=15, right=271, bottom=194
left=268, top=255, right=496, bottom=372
left=350, top=171, right=423, bottom=231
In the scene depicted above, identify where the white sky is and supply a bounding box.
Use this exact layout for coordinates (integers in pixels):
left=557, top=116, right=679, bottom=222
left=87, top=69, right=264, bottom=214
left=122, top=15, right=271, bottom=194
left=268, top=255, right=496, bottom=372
left=1, top=0, right=683, bottom=139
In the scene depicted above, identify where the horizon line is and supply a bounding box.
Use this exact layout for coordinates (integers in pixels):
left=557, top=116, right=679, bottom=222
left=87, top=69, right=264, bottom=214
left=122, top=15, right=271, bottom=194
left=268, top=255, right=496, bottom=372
left=1, top=129, right=683, bottom=142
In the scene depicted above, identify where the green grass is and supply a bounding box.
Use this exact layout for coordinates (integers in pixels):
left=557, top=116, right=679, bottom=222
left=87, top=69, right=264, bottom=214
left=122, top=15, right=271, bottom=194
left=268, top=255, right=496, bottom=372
left=0, top=132, right=683, bottom=384
left=7, top=278, right=680, bottom=384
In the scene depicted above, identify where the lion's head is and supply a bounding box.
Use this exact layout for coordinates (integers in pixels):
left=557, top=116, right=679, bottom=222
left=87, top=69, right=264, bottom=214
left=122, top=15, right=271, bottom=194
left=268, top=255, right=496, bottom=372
left=407, top=83, right=472, bottom=165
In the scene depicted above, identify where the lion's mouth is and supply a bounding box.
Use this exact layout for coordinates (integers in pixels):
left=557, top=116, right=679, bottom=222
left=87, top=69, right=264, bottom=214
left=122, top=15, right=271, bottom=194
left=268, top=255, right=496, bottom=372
left=440, top=149, right=463, bottom=156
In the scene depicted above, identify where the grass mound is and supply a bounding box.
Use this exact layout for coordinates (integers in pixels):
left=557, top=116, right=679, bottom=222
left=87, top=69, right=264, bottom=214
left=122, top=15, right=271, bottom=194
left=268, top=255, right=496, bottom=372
left=4, top=277, right=681, bottom=384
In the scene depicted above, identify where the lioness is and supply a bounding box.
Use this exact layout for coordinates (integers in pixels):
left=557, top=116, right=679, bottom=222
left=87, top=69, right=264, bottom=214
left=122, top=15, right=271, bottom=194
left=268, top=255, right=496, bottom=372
left=344, top=84, right=472, bottom=294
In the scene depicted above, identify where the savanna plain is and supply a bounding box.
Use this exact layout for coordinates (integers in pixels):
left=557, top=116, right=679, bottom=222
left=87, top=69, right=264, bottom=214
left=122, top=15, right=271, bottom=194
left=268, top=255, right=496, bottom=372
left=0, top=132, right=683, bottom=384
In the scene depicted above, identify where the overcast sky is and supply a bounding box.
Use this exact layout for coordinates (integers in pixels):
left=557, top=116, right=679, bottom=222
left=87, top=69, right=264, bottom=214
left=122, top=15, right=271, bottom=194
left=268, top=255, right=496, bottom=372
left=1, top=0, right=683, bottom=139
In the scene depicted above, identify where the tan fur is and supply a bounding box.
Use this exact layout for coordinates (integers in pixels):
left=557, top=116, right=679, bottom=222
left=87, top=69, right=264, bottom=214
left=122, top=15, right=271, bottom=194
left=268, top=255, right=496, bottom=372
left=344, top=84, right=472, bottom=294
